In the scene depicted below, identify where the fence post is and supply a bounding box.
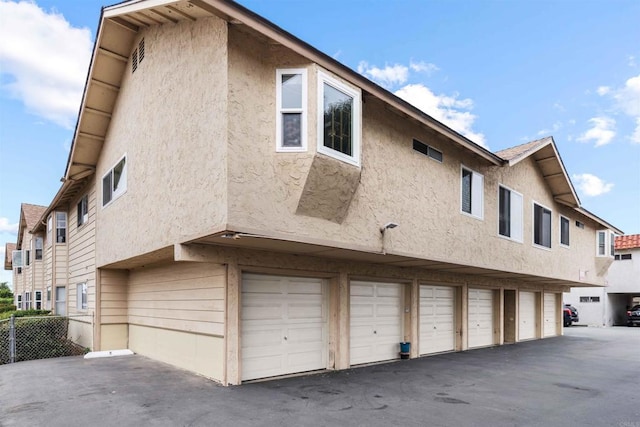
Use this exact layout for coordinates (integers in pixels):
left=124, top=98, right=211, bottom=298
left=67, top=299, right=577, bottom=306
left=9, top=314, right=16, bottom=364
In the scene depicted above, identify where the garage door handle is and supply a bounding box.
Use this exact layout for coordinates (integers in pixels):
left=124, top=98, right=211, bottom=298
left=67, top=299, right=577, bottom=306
left=284, top=336, right=287, bottom=340
left=373, top=331, right=377, bottom=334
left=433, top=326, right=437, bottom=330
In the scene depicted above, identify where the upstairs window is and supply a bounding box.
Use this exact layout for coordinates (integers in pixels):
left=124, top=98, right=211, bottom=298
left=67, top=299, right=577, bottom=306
left=47, top=215, right=53, bottom=246
left=560, top=215, right=570, bottom=247
left=596, top=230, right=615, bottom=257
left=56, top=212, right=67, bottom=243
left=77, top=195, right=89, bottom=227
left=498, top=185, right=523, bottom=242
left=276, top=69, right=307, bottom=151
left=25, top=249, right=30, bottom=266
left=35, top=237, right=43, bottom=260
left=533, top=202, right=552, bottom=249
left=318, top=72, right=361, bottom=166
left=11, top=250, right=23, bottom=269
left=461, top=166, right=484, bottom=219
left=103, top=156, right=127, bottom=207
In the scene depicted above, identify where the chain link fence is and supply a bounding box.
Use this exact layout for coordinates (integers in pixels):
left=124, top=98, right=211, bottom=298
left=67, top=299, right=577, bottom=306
left=1, top=315, right=89, bottom=365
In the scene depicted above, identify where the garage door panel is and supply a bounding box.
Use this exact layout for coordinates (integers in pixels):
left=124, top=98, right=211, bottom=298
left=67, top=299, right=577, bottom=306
left=420, top=285, right=456, bottom=355
left=468, top=288, right=494, bottom=349
left=519, top=291, right=536, bottom=340
left=350, top=281, right=403, bottom=365
left=544, top=293, right=558, bottom=337
left=242, top=274, right=327, bottom=381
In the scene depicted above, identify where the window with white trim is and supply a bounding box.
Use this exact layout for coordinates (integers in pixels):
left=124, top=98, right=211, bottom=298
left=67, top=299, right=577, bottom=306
left=77, top=194, right=89, bottom=227
left=46, top=286, right=51, bottom=310
left=47, top=215, right=53, bottom=246
left=35, top=291, right=42, bottom=310
left=461, top=166, right=484, bottom=219
left=317, top=72, right=361, bottom=166
left=25, top=249, right=30, bottom=266
left=533, top=202, right=552, bottom=249
left=11, top=250, right=23, bottom=270
left=560, top=215, right=570, bottom=247
left=17, top=295, right=22, bottom=310
left=35, top=237, right=43, bottom=260
left=596, top=230, right=615, bottom=257
left=102, top=156, right=127, bottom=207
left=77, top=283, right=87, bottom=310
left=56, top=212, right=66, bottom=243
left=276, top=69, right=307, bottom=151
left=24, top=292, right=31, bottom=310
left=498, top=185, right=523, bottom=242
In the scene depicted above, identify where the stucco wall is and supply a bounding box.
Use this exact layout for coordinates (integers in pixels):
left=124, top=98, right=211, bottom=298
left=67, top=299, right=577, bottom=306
left=225, top=27, right=608, bottom=286
left=96, top=16, right=229, bottom=267
left=607, top=248, right=640, bottom=293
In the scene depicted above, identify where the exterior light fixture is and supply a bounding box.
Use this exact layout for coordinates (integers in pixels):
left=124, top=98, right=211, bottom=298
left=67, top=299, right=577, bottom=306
left=380, top=222, right=398, bottom=234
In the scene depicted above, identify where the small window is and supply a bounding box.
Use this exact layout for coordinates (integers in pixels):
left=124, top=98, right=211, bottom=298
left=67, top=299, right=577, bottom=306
left=77, top=195, right=89, bottom=227
left=25, top=249, right=30, bottom=266
left=11, top=250, right=23, bottom=269
left=615, top=254, right=620, bottom=260
left=35, top=237, right=43, bottom=260
left=610, top=232, right=615, bottom=257
left=77, top=283, right=87, bottom=310
left=621, top=254, right=632, bottom=260
left=276, top=69, right=307, bottom=151
left=533, top=202, right=552, bottom=249
left=35, top=291, right=42, bottom=310
left=580, top=296, right=601, bottom=303
left=560, top=215, right=570, bottom=247
left=575, top=220, right=584, bottom=229
left=596, top=230, right=614, bottom=257
left=103, top=156, right=127, bottom=207
left=47, top=215, right=53, bottom=246
left=17, top=295, right=22, bottom=310
left=24, top=292, right=31, bottom=310
left=56, top=212, right=67, bottom=243
left=498, top=185, right=523, bottom=242
left=461, top=166, right=484, bottom=219
left=317, top=72, right=361, bottom=166
left=413, top=139, right=443, bottom=162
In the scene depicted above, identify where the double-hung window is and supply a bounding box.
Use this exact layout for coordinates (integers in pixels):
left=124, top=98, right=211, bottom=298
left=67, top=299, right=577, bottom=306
left=498, top=185, right=523, bottom=242
left=461, top=166, right=484, bottom=219
left=533, top=202, right=552, bottom=249
left=17, top=295, right=22, bottom=310
left=35, top=237, right=43, bottom=260
left=35, top=291, right=42, bottom=310
left=596, top=230, right=615, bottom=257
left=560, top=215, right=570, bottom=247
left=103, top=156, right=127, bottom=207
left=317, top=72, right=361, bottom=166
left=47, top=215, right=53, bottom=246
left=77, top=195, right=89, bottom=227
left=56, top=212, right=67, bottom=243
left=77, top=283, right=87, bottom=310
left=276, top=69, right=307, bottom=151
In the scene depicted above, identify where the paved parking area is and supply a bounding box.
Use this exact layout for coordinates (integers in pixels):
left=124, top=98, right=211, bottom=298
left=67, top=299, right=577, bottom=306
left=1, top=327, right=639, bottom=427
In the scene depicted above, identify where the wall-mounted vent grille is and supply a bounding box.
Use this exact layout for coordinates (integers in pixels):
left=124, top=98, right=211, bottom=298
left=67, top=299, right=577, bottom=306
left=139, top=38, right=145, bottom=63
left=413, top=139, right=443, bottom=162
left=575, top=220, right=584, bottom=229
left=131, top=49, right=138, bottom=73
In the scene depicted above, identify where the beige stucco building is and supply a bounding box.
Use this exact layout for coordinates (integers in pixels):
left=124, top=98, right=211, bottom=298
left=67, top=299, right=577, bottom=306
left=4, top=0, right=622, bottom=385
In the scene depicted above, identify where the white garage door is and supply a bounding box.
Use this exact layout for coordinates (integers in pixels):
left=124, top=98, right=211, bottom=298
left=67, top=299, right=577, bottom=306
left=241, top=274, right=327, bottom=381
left=420, top=285, right=455, bottom=355
left=350, top=281, right=403, bottom=365
left=543, top=293, right=558, bottom=337
left=468, top=288, right=494, bottom=348
left=519, top=291, right=537, bottom=341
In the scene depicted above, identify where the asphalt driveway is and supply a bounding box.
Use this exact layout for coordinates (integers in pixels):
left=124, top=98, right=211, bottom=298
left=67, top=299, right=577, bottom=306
left=1, top=327, right=639, bottom=427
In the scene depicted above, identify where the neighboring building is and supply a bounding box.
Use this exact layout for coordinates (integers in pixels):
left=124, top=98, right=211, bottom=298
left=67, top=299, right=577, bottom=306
left=2, top=0, right=622, bottom=385
left=564, top=234, right=640, bottom=326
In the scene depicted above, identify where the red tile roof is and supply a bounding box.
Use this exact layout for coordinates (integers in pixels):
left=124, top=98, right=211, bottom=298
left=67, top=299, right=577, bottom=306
left=615, top=234, right=640, bottom=250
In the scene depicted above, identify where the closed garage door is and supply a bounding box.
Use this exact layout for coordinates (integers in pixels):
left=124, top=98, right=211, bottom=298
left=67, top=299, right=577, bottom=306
left=519, top=291, right=537, bottom=341
left=420, top=285, right=455, bottom=355
left=543, top=293, right=558, bottom=337
left=468, top=288, right=494, bottom=348
left=350, top=281, right=403, bottom=365
left=241, top=274, right=327, bottom=381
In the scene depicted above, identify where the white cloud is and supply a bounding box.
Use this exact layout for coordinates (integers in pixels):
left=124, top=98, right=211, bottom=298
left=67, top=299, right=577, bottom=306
left=613, top=74, right=640, bottom=117
left=395, top=83, right=486, bottom=148
left=537, top=121, right=562, bottom=136
left=409, top=60, right=438, bottom=75
left=631, top=118, right=640, bottom=144
left=596, top=86, right=611, bottom=96
left=577, top=117, right=616, bottom=147
left=572, top=173, right=614, bottom=197
left=629, top=55, right=637, bottom=67
left=0, top=1, right=92, bottom=128
left=0, top=217, right=18, bottom=234
left=553, top=102, right=566, bottom=112
left=357, top=61, right=409, bottom=87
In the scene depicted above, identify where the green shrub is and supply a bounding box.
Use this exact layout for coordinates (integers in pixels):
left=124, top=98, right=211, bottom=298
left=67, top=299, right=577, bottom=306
left=0, top=309, right=51, bottom=320
left=0, top=305, right=17, bottom=314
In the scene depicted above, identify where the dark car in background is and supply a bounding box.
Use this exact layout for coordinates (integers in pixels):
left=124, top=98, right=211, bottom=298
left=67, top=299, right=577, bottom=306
left=563, top=307, right=573, bottom=327
left=627, top=305, right=640, bottom=326
left=564, top=304, right=579, bottom=323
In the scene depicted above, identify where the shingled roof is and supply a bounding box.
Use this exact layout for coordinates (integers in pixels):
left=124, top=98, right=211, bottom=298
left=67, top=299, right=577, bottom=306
left=4, top=242, right=16, bottom=270
left=494, top=137, right=552, bottom=162
left=17, top=203, right=47, bottom=249
left=616, top=234, right=640, bottom=250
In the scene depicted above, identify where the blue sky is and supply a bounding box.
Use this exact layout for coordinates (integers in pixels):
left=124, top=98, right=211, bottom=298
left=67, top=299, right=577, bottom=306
left=1, top=0, right=639, bottom=286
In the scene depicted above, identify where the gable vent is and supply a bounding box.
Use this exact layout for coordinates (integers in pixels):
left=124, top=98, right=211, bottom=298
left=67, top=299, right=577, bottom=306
left=139, top=38, right=145, bottom=63
left=131, top=49, right=138, bottom=73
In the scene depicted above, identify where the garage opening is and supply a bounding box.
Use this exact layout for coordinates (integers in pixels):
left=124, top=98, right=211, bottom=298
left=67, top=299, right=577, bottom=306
left=519, top=291, right=538, bottom=341
left=241, top=274, right=328, bottom=381
left=468, top=288, right=495, bottom=349
left=419, top=285, right=456, bottom=354
left=503, top=290, right=516, bottom=343
left=543, top=292, right=559, bottom=337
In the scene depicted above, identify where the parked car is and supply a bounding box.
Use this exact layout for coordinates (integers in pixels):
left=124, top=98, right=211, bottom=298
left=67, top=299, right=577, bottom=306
left=627, top=305, right=640, bottom=327
left=564, top=304, right=579, bottom=323
left=563, top=307, right=573, bottom=327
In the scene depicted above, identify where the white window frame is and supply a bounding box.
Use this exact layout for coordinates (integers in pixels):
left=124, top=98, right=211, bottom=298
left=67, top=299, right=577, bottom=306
left=56, top=212, right=67, bottom=244
left=35, top=291, right=42, bottom=310
left=11, top=250, right=23, bottom=269
left=46, top=285, right=52, bottom=310
left=17, top=295, right=22, bottom=310
left=460, top=165, right=484, bottom=220
left=77, top=194, right=89, bottom=227
left=102, top=154, right=128, bottom=208
left=559, top=215, right=570, bottom=248
left=497, top=185, right=523, bottom=243
left=47, top=215, right=53, bottom=246
left=24, top=292, right=31, bottom=310
left=35, top=236, right=43, bottom=260
left=77, top=282, right=88, bottom=310
left=532, top=201, right=552, bottom=250
left=276, top=68, right=307, bottom=152
left=317, top=71, right=361, bottom=167
left=596, top=230, right=615, bottom=257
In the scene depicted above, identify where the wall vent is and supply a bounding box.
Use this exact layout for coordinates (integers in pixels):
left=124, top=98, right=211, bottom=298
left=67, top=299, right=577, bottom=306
left=139, top=38, right=145, bottom=63
left=131, top=49, right=138, bottom=73
left=413, top=139, right=443, bottom=162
